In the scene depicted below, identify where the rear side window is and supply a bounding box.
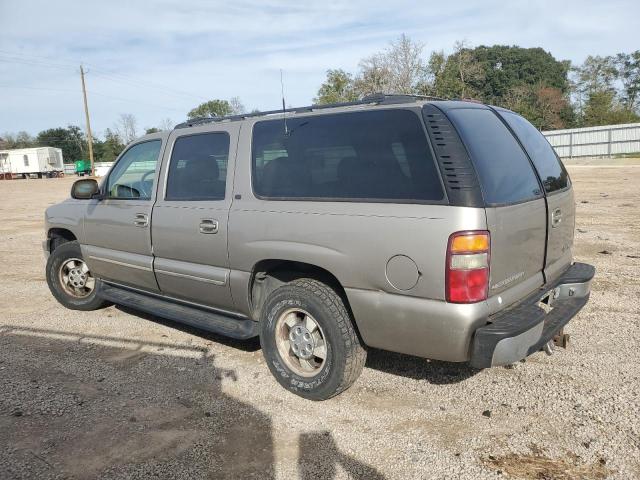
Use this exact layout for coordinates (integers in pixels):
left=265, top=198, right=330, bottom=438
left=499, top=111, right=569, bottom=193
left=166, top=133, right=229, bottom=201
left=251, top=110, right=444, bottom=202
left=447, top=108, right=542, bottom=205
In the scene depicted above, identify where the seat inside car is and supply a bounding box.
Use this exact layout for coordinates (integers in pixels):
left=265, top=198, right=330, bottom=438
left=178, top=156, right=225, bottom=199
left=261, top=156, right=312, bottom=197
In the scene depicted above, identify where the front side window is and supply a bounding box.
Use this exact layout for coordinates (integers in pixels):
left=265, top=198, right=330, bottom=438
left=446, top=108, right=542, bottom=205
left=165, top=133, right=229, bottom=201
left=107, top=140, right=161, bottom=199
left=252, top=110, right=444, bottom=202
left=498, top=111, right=570, bottom=193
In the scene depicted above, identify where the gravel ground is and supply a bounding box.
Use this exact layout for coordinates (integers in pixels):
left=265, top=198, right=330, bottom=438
left=0, top=166, right=639, bottom=479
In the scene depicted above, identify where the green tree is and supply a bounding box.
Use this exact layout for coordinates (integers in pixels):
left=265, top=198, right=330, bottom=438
left=615, top=51, right=640, bottom=111
left=188, top=99, right=233, bottom=119
left=145, top=127, right=161, bottom=134
left=428, top=41, right=485, bottom=99
left=423, top=50, right=447, bottom=96
left=469, top=45, right=570, bottom=102
left=503, top=83, right=574, bottom=130
left=0, top=131, right=35, bottom=149
left=582, top=90, right=639, bottom=126
left=571, top=53, right=640, bottom=125
left=314, top=69, right=358, bottom=104
left=36, top=126, right=86, bottom=163
left=572, top=55, right=618, bottom=100
left=94, top=128, right=125, bottom=163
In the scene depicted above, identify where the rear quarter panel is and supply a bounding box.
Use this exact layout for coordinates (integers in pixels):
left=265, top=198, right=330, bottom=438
left=229, top=200, right=487, bottom=303
left=227, top=116, right=488, bottom=362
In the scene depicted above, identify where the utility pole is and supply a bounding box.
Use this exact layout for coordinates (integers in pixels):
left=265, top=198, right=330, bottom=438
left=80, top=65, right=95, bottom=176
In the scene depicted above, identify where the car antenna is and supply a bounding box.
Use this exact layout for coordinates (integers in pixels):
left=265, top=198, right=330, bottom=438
left=280, top=69, right=289, bottom=135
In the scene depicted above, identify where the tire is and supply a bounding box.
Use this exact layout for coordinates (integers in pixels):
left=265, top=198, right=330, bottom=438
left=260, top=278, right=366, bottom=400
left=46, top=240, right=110, bottom=311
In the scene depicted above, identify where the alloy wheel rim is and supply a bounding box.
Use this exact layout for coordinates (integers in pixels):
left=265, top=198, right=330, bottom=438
left=274, top=308, right=328, bottom=377
left=58, top=258, right=95, bottom=298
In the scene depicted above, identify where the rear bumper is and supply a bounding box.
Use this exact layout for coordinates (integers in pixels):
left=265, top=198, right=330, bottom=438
left=470, top=262, right=595, bottom=368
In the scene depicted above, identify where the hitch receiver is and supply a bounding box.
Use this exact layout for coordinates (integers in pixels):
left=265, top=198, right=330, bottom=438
left=553, top=327, right=570, bottom=348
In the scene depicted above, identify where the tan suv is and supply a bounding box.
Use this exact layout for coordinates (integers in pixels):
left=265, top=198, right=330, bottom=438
left=44, top=94, right=594, bottom=400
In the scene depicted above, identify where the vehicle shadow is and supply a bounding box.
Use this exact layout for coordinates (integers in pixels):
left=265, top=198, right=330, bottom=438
left=2, top=324, right=386, bottom=479
left=365, top=348, right=480, bottom=384
left=114, top=304, right=262, bottom=352
left=298, top=431, right=386, bottom=479
left=116, top=305, right=478, bottom=384
left=0, top=324, right=273, bottom=478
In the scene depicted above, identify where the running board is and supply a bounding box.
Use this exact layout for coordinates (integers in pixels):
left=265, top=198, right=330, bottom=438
left=98, top=283, right=259, bottom=340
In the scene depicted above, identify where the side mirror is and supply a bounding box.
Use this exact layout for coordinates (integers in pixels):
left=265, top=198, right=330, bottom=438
left=71, top=178, right=100, bottom=199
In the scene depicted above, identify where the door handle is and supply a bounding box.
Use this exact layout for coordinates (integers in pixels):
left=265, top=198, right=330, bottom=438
left=551, top=208, right=562, bottom=228
left=134, top=213, right=149, bottom=227
left=199, top=219, right=219, bottom=234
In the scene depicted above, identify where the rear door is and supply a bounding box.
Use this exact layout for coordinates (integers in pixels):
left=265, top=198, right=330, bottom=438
left=151, top=125, right=237, bottom=311
left=497, top=110, right=574, bottom=282
left=445, top=107, right=547, bottom=299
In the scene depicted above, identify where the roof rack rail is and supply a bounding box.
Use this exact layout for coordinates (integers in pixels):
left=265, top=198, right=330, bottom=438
left=174, top=93, right=446, bottom=129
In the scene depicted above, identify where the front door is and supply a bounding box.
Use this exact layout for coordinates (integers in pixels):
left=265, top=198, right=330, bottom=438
left=83, top=138, right=164, bottom=292
left=151, top=126, right=238, bottom=311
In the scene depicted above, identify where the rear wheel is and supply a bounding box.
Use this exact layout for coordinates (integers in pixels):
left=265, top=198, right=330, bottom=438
left=260, top=278, right=366, bottom=400
left=46, top=240, right=110, bottom=311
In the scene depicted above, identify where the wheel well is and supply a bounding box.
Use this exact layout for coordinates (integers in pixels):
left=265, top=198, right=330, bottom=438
left=249, top=260, right=352, bottom=321
left=48, top=228, right=77, bottom=253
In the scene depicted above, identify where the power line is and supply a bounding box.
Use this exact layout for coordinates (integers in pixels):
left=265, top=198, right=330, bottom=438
left=87, top=68, right=209, bottom=102
left=0, top=85, right=188, bottom=113
left=0, top=51, right=209, bottom=103
left=0, top=54, right=75, bottom=71
left=0, top=49, right=79, bottom=67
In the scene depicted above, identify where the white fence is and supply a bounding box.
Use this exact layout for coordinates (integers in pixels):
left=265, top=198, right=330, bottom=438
left=542, top=123, right=640, bottom=159
left=63, top=161, right=114, bottom=177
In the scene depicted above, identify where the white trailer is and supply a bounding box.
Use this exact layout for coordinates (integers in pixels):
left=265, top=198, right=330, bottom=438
left=0, top=147, right=65, bottom=179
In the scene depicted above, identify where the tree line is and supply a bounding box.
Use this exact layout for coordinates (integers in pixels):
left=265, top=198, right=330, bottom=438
left=2, top=35, right=638, bottom=163
left=0, top=114, right=174, bottom=164
left=315, top=35, right=639, bottom=130
left=0, top=100, right=247, bottom=164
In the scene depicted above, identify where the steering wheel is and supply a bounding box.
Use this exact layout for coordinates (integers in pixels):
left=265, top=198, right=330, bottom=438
left=139, top=170, right=155, bottom=197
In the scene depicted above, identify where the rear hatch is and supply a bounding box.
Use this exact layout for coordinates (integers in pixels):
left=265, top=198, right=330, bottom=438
left=444, top=106, right=547, bottom=300
left=494, top=109, right=574, bottom=283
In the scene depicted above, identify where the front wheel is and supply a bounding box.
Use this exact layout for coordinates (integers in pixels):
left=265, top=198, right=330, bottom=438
left=46, top=240, right=110, bottom=311
left=260, top=278, right=366, bottom=400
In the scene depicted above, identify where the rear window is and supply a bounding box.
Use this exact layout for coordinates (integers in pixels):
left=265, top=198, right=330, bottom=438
left=498, top=111, right=569, bottom=193
left=446, top=108, right=542, bottom=205
left=251, top=110, right=444, bottom=202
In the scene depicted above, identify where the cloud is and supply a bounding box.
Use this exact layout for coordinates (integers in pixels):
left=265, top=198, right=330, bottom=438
left=0, top=0, right=638, bottom=136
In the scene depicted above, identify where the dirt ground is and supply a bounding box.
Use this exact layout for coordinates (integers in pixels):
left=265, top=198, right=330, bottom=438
left=0, top=167, right=639, bottom=479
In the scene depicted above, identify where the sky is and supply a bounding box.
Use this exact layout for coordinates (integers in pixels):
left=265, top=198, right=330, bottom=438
left=1, top=0, right=639, bottom=138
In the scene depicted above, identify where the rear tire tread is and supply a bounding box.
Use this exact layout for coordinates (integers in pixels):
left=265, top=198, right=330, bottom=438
left=286, top=278, right=366, bottom=399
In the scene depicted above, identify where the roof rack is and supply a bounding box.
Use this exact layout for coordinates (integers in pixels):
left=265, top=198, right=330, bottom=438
left=174, top=93, right=445, bottom=129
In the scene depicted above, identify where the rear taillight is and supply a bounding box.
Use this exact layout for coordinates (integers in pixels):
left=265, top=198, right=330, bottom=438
left=446, top=231, right=490, bottom=303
